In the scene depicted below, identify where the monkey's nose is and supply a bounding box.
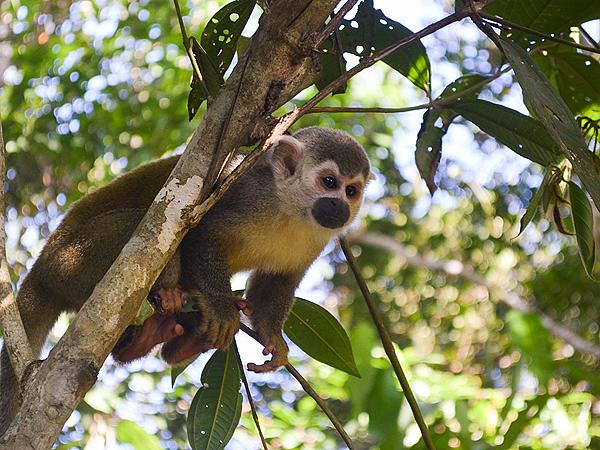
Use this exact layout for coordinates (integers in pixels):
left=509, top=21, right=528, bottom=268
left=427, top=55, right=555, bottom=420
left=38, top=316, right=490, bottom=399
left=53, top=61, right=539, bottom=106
left=311, top=197, right=350, bottom=229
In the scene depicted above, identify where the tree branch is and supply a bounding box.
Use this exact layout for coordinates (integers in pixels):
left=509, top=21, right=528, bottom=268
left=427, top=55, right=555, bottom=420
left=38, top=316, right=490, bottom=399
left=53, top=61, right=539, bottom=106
left=340, top=238, right=436, bottom=450
left=0, top=120, right=33, bottom=382
left=240, top=323, right=355, bottom=449
left=233, top=341, right=268, bottom=450
left=480, top=13, right=600, bottom=55
left=349, top=231, right=600, bottom=360
left=0, top=2, right=339, bottom=447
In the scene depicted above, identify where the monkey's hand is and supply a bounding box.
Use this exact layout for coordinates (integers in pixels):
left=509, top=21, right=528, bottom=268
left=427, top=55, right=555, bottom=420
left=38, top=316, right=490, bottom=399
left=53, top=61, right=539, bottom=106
left=247, top=331, right=288, bottom=373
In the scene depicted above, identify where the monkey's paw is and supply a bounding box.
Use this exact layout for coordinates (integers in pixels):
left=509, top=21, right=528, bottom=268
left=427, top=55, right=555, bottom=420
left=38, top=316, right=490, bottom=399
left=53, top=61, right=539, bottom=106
left=149, top=287, right=188, bottom=314
left=247, top=333, right=288, bottom=373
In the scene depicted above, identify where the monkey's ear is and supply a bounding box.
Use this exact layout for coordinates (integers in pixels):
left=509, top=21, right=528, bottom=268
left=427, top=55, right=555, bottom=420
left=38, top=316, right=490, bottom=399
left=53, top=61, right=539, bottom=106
left=270, top=135, right=305, bottom=180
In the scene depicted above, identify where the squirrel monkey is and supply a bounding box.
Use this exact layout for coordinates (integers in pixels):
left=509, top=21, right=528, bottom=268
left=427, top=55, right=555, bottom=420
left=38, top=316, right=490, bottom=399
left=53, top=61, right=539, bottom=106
left=0, top=126, right=370, bottom=433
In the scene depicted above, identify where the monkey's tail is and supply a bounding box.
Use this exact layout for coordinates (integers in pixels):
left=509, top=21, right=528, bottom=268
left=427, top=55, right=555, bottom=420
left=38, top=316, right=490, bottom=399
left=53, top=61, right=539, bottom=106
left=0, top=279, right=62, bottom=436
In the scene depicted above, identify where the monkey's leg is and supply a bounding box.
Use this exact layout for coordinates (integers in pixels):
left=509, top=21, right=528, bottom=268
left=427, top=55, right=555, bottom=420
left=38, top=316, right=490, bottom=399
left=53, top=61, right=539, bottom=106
left=244, top=269, right=304, bottom=373
left=112, top=288, right=187, bottom=363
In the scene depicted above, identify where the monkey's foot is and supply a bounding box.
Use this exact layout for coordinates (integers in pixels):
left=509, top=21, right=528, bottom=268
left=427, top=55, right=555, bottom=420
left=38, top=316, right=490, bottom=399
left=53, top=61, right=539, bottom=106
left=247, top=333, right=288, bottom=373
left=150, top=287, right=189, bottom=314
left=114, top=314, right=184, bottom=363
left=235, top=298, right=253, bottom=316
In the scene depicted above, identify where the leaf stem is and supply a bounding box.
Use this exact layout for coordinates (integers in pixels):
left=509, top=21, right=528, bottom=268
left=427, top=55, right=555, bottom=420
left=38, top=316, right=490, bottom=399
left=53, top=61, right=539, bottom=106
left=233, top=342, right=268, bottom=450
left=307, top=65, right=511, bottom=115
left=339, top=238, right=436, bottom=450
left=239, top=323, right=355, bottom=449
left=480, top=13, right=600, bottom=55
left=172, top=0, right=209, bottom=98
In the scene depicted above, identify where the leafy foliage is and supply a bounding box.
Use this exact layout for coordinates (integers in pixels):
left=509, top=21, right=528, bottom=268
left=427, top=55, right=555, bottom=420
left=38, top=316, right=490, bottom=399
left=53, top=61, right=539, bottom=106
left=2, top=0, right=600, bottom=449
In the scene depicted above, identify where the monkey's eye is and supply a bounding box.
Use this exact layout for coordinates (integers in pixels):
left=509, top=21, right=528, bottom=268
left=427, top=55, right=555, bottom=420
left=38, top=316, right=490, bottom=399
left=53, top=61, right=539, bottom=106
left=346, top=185, right=358, bottom=197
left=322, top=176, right=337, bottom=189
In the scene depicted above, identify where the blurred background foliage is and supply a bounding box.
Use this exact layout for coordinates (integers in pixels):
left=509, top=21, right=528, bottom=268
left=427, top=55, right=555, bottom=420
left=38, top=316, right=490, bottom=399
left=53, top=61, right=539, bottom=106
left=1, top=0, right=599, bottom=448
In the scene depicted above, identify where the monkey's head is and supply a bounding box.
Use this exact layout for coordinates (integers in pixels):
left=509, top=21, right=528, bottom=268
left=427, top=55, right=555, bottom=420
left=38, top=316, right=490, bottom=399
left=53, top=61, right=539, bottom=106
left=268, top=127, right=371, bottom=233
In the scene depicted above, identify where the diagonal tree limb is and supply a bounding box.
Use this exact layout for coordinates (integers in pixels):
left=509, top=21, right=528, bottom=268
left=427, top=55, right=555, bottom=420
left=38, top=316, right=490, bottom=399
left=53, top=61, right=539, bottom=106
left=0, top=2, right=339, bottom=447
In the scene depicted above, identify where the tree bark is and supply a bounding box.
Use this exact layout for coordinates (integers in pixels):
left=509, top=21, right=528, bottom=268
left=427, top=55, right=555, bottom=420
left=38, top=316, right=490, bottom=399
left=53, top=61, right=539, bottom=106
left=0, top=1, right=338, bottom=448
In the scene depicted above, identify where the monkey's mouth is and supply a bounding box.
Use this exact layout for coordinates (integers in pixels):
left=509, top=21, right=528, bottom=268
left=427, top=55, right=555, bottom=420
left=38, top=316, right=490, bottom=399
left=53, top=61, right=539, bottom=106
left=311, top=197, right=350, bottom=229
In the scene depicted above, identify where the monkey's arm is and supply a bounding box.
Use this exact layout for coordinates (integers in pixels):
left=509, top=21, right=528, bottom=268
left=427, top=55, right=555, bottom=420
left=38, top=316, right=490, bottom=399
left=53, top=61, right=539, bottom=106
left=244, top=269, right=305, bottom=372
left=160, top=228, right=245, bottom=365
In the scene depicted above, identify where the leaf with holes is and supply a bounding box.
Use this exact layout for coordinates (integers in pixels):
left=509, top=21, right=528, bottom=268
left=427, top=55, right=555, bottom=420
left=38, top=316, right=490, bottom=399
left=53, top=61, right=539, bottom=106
left=201, top=0, right=256, bottom=76
left=569, top=182, right=597, bottom=280
left=437, top=74, right=487, bottom=127
left=498, top=36, right=600, bottom=211
left=450, top=99, right=561, bottom=166
left=338, top=0, right=430, bottom=93
left=187, top=37, right=224, bottom=120
left=316, top=36, right=347, bottom=94
left=284, top=298, right=360, bottom=377
left=187, top=348, right=242, bottom=450
left=485, top=0, right=600, bottom=48
left=415, top=109, right=445, bottom=194
left=534, top=50, right=600, bottom=119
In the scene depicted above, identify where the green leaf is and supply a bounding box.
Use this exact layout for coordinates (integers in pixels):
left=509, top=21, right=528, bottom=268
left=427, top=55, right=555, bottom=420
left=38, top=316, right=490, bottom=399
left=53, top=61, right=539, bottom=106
left=284, top=297, right=360, bottom=377
left=190, top=37, right=223, bottom=97
left=506, top=311, right=553, bottom=386
left=116, top=420, right=162, bottom=450
left=486, top=0, right=600, bottom=48
left=569, top=182, right=597, bottom=280
left=338, top=0, right=430, bottom=93
left=187, top=348, right=242, bottom=450
left=534, top=50, right=600, bottom=119
left=201, top=0, right=256, bottom=76
left=316, top=37, right=347, bottom=94
left=450, top=99, right=561, bottom=165
left=415, top=109, right=445, bottom=194
left=516, top=167, right=561, bottom=237
left=171, top=362, right=190, bottom=388
left=497, top=36, right=600, bottom=211
left=437, top=74, right=487, bottom=126
left=187, top=37, right=225, bottom=120
left=133, top=297, right=155, bottom=326
left=501, top=394, right=549, bottom=448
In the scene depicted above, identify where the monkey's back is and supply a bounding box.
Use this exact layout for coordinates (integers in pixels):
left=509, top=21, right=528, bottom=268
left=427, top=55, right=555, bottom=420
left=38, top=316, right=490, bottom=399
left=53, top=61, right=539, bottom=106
left=21, top=156, right=180, bottom=312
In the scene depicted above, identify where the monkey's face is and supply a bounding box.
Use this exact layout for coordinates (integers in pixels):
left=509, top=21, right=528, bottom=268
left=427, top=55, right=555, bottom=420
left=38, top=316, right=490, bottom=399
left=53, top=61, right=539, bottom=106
left=269, top=131, right=370, bottom=234
left=305, top=160, right=367, bottom=230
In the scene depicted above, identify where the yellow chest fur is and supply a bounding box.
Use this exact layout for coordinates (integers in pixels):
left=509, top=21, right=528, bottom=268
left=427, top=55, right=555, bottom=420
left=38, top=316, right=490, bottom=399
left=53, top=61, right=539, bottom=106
left=224, top=215, right=332, bottom=274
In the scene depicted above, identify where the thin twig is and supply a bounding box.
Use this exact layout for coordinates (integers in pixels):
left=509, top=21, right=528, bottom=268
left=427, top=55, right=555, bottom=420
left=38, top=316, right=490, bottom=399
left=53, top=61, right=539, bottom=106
left=298, top=9, right=470, bottom=115
left=481, top=13, right=600, bottom=55
left=314, top=0, right=361, bottom=47
left=0, top=121, right=33, bottom=382
left=233, top=341, right=268, bottom=450
left=308, top=64, right=511, bottom=115
left=172, top=0, right=209, bottom=98
left=339, top=238, right=436, bottom=450
left=239, top=323, right=355, bottom=449
left=579, top=25, right=600, bottom=50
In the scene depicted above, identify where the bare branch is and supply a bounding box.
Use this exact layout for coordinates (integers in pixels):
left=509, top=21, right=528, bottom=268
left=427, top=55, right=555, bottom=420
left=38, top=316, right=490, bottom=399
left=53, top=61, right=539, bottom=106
left=340, top=238, right=436, bottom=450
left=240, top=323, right=354, bottom=449
left=233, top=342, right=268, bottom=450
left=0, top=121, right=33, bottom=382
left=349, top=231, right=600, bottom=360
